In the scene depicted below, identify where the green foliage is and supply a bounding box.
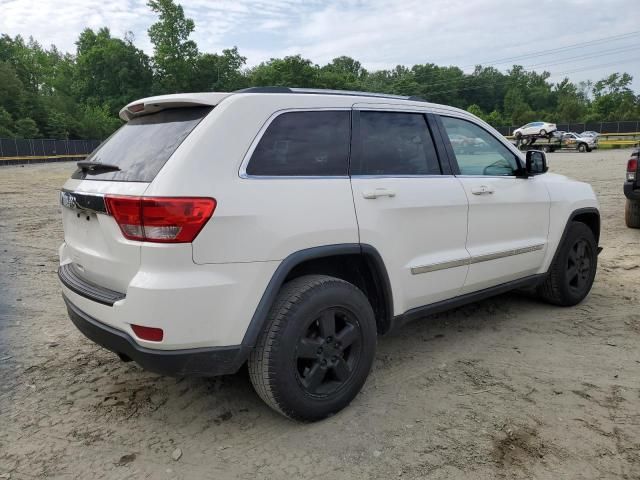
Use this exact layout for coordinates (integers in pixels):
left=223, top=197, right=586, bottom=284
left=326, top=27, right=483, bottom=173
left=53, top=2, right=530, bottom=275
left=75, top=28, right=153, bottom=114
left=590, top=73, right=637, bottom=120
left=147, top=0, right=198, bottom=93
left=0, top=106, right=15, bottom=137
left=0, top=0, right=638, bottom=141
left=78, top=104, right=122, bottom=139
left=466, top=104, right=485, bottom=120
left=249, top=55, right=319, bottom=87
left=14, top=117, right=40, bottom=138
left=485, top=110, right=506, bottom=128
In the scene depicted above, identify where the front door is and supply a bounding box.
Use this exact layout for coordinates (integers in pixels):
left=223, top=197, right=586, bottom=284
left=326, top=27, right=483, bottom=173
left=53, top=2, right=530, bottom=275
left=438, top=115, right=550, bottom=294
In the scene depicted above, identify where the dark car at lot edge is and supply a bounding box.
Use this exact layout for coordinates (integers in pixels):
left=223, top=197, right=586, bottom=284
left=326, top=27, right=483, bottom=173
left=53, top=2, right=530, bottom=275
left=624, top=145, right=640, bottom=228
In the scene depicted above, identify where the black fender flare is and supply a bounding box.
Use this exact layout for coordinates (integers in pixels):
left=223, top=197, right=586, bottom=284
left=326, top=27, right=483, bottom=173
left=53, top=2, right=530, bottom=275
left=240, top=243, right=393, bottom=349
left=549, top=207, right=600, bottom=268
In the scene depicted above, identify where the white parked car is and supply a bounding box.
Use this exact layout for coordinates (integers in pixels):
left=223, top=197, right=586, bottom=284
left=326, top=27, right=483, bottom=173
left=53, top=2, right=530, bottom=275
left=513, top=121, right=557, bottom=138
left=59, top=88, right=600, bottom=421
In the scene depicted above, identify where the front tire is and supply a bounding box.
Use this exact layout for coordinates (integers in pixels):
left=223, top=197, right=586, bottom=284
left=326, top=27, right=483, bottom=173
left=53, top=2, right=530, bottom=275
left=578, top=143, right=587, bottom=152
left=248, top=275, right=377, bottom=422
left=626, top=199, right=640, bottom=228
left=537, top=222, right=597, bottom=306
left=540, top=129, right=547, bottom=136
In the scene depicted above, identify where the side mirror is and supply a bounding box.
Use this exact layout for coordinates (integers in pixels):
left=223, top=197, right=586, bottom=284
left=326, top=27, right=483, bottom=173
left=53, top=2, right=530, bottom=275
left=525, top=150, right=548, bottom=175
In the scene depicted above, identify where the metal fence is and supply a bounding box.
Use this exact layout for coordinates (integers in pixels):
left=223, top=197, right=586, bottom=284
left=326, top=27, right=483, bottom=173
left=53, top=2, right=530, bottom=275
left=495, top=120, right=640, bottom=136
left=0, top=137, right=101, bottom=165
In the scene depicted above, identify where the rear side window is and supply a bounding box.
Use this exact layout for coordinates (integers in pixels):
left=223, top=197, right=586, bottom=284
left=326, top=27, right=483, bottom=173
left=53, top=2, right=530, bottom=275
left=246, top=111, right=350, bottom=176
left=72, top=106, right=212, bottom=182
left=353, top=111, right=441, bottom=175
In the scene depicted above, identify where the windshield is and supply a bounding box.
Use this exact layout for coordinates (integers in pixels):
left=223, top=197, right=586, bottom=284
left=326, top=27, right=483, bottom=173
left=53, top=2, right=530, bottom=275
left=72, top=106, right=212, bottom=182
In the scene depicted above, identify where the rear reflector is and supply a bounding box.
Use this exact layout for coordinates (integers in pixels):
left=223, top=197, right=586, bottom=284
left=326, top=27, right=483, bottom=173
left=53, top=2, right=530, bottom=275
left=104, top=196, right=216, bottom=243
left=131, top=324, right=164, bottom=342
left=628, top=158, right=637, bottom=181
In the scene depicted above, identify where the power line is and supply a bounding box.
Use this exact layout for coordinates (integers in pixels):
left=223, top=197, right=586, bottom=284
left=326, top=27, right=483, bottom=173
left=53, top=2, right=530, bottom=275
left=548, top=56, right=640, bottom=77
left=423, top=56, right=640, bottom=98
left=392, top=42, right=639, bottom=93
left=522, top=45, right=639, bottom=69
left=460, top=30, right=640, bottom=68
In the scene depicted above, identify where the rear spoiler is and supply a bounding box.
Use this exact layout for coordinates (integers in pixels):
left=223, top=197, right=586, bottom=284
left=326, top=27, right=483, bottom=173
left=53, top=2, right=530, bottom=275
left=119, top=93, right=232, bottom=121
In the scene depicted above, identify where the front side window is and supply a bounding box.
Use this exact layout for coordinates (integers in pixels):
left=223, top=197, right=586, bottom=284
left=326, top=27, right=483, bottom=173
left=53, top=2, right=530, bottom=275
left=440, top=116, right=519, bottom=176
left=353, top=111, right=440, bottom=175
left=246, top=111, right=350, bottom=176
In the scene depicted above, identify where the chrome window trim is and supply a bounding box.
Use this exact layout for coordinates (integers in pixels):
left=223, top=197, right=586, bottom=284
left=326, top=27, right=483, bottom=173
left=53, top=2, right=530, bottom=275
left=411, top=243, right=545, bottom=275
left=350, top=174, right=453, bottom=179
left=238, top=107, right=351, bottom=179
left=455, top=175, right=519, bottom=180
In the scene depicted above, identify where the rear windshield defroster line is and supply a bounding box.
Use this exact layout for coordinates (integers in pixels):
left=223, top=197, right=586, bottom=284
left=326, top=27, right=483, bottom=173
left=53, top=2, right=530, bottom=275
left=72, top=106, right=213, bottom=182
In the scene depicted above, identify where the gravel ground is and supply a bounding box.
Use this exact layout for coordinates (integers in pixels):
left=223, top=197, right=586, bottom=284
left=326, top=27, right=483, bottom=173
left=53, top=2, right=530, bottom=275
left=1, top=149, right=639, bottom=479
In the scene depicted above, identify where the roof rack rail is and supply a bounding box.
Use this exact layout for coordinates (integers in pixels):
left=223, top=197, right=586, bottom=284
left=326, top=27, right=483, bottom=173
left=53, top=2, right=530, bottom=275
left=233, top=87, right=430, bottom=103
left=235, top=87, right=293, bottom=93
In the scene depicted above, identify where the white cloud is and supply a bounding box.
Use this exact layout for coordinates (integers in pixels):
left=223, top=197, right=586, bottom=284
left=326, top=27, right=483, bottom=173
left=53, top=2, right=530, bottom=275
left=1, top=0, right=639, bottom=88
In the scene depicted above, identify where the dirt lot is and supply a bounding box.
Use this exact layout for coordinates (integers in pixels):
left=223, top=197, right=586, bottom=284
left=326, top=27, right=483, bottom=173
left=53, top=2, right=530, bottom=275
left=1, top=149, right=639, bottom=479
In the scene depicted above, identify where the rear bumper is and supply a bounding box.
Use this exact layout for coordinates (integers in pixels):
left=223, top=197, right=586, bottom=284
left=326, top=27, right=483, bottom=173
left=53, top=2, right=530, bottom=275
left=624, top=182, right=640, bottom=200
left=64, top=295, right=249, bottom=377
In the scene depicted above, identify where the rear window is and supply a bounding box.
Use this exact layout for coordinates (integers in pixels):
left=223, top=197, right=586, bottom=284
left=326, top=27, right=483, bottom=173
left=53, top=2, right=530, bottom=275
left=245, top=111, right=350, bottom=176
left=72, top=106, right=212, bottom=182
left=353, top=111, right=441, bottom=175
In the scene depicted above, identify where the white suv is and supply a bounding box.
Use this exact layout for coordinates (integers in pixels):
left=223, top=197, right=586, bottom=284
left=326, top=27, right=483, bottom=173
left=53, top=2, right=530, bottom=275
left=59, top=88, right=600, bottom=421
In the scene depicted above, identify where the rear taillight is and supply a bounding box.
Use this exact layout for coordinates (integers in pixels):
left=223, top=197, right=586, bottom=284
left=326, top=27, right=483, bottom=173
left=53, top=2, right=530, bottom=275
left=628, top=158, right=638, bottom=182
left=104, top=196, right=216, bottom=243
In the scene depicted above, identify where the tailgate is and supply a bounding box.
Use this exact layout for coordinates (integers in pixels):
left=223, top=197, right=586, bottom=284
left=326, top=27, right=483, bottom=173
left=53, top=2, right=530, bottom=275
left=60, top=179, right=148, bottom=293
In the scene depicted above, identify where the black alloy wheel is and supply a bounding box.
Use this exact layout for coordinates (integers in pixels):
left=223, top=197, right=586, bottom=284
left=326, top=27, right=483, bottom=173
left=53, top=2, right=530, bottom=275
left=566, top=238, right=593, bottom=297
left=295, top=307, right=362, bottom=396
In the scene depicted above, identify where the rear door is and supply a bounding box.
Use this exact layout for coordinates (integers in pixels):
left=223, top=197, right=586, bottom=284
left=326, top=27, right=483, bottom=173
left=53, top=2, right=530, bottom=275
left=437, top=115, right=550, bottom=294
left=349, top=107, right=470, bottom=315
left=60, top=106, right=212, bottom=292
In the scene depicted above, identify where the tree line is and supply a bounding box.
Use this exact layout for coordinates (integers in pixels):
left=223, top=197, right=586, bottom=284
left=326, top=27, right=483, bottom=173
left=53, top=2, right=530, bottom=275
left=1, top=0, right=638, bottom=140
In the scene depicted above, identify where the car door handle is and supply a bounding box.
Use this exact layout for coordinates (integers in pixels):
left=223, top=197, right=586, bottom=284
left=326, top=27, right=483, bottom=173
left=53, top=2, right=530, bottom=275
left=362, top=188, right=396, bottom=199
left=471, top=185, right=495, bottom=195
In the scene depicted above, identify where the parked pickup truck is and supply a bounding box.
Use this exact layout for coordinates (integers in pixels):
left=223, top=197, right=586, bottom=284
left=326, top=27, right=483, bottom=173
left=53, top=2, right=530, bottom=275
left=624, top=145, right=640, bottom=228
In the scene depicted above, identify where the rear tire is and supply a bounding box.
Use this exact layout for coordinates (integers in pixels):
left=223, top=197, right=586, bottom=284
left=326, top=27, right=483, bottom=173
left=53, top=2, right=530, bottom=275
left=537, top=222, right=597, bottom=306
left=248, top=275, right=377, bottom=422
left=626, top=199, right=640, bottom=228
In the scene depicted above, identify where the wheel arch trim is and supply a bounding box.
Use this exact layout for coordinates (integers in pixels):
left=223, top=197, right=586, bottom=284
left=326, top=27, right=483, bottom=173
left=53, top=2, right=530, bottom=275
left=549, top=207, right=600, bottom=268
left=240, top=243, right=394, bottom=349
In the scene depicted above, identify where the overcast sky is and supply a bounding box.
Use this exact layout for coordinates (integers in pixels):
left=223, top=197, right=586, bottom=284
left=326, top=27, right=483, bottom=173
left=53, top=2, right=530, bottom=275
left=2, top=0, right=639, bottom=89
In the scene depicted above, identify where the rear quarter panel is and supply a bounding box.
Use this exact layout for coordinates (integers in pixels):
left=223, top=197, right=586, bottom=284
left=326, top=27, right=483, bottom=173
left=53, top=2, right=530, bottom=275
left=145, top=94, right=360, bottom=264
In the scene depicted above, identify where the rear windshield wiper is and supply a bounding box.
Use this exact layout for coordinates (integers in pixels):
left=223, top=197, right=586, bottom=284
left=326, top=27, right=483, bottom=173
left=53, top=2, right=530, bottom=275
left=77, top=160, right=121, bottom=173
